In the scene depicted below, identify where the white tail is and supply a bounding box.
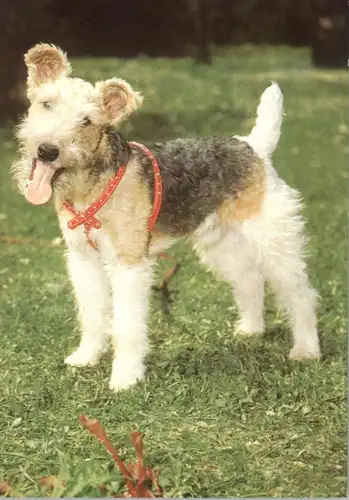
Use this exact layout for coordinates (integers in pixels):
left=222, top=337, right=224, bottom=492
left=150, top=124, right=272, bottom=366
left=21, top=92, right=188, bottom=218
left=245, top=82, right=283, bottom=158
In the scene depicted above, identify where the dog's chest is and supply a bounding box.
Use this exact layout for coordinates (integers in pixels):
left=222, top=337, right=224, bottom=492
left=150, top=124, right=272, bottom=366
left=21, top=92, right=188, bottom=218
left=57, top=201, right=117, bottom=258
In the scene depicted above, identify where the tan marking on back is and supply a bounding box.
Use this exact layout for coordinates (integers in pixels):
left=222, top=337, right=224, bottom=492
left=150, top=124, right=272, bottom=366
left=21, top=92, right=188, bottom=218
left=218, top=157, right=265, bottom=223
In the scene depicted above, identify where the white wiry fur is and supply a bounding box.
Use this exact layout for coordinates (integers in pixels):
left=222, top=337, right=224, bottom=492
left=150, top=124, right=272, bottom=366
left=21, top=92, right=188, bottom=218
left=245, top=81, right=284, bottom=158
left=108, top=260, right=152, bottom=391
left=64, top=246, right=111, bottom=367
left=14, top=75, right=320, bottom=393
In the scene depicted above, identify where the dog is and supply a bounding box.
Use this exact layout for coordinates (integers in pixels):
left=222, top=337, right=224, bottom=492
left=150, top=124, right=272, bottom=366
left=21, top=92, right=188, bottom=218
left=12, top=43, right=320, bottom=392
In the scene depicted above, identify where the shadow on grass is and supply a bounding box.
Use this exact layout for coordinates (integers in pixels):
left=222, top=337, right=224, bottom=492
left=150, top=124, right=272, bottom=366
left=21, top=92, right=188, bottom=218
left=149, top=337, right=283, bottom=381
left=150, top=328, right=334, bottom=384
left=122, top=106, right=246, bottom=142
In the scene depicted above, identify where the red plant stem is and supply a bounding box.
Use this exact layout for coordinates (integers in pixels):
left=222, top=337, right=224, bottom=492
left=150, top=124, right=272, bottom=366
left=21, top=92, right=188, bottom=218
left=79, top=416, right=137, bottom=496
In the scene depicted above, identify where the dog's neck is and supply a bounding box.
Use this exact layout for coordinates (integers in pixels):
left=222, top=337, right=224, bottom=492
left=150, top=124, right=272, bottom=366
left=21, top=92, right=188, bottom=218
left=94, top=127, right=131, bottom=172
left=54, top=128, right=132, bottom=205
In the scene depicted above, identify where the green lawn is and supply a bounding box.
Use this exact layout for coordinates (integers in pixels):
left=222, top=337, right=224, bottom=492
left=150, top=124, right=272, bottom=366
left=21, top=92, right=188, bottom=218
left=0, top=46, right=347, bottom=497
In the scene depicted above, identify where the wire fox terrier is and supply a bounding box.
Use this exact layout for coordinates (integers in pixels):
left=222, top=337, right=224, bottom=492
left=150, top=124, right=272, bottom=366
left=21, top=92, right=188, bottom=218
left=12, top=43, right=320, bottom=392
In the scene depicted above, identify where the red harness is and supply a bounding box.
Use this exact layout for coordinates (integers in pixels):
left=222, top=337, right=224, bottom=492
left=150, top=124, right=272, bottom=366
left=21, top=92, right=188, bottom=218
left=62, top=141, right=162, bottom=250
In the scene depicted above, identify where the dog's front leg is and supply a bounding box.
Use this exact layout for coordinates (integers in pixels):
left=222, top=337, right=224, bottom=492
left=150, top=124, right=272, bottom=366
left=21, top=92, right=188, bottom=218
left=109, top=259, right=153, bottom=392
left=64, top=248, right=111, bottom=367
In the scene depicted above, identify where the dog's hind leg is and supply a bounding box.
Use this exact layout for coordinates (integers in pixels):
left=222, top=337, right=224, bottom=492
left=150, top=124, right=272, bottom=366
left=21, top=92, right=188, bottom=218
left=197, top=226, right=265, bottom=336
left=64, top=248, right=111, bottom=367
left=260, top=186, right=321, bottom=360
left=266, top=260, right=320, bottom=360
left=262, top=226, right=320, bottom=359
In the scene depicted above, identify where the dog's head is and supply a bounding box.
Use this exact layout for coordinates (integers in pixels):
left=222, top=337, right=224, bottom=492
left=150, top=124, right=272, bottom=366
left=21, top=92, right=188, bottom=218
left=13, top=43, right=143, bottom=204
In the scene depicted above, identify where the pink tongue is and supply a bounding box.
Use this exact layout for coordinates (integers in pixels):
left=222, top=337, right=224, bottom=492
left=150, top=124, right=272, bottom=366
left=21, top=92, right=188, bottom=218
left=24, top=160, right=55, bottom=205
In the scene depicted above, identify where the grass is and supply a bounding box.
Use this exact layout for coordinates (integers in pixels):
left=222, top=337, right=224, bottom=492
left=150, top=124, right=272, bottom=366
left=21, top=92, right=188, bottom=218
left=0, top=45, right=347, bottom=497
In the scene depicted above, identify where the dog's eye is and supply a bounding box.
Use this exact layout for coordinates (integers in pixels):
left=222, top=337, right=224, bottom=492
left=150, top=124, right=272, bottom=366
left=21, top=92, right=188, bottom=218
left=82, top=117, right=92, bottom=127
left=42, top=101, right=52, bottom=110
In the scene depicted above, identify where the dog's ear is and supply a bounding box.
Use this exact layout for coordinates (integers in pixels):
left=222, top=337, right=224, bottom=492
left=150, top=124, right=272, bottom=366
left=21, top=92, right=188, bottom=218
left=95, top=78, right=143, bottom=124
left=24, top=43, right=71, bottom=90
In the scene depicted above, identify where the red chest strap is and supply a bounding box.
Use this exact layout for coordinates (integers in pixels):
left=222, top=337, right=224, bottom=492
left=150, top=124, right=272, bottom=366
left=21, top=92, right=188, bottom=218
left=63, top=142, right=162, bottom=249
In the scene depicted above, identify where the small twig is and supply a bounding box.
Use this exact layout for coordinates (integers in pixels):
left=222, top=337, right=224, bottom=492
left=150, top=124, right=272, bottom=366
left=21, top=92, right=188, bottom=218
left=153, top=253, right=180, bottom=314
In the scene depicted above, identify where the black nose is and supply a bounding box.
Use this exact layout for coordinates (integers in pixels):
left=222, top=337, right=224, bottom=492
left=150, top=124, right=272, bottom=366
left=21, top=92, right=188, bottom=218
left=37, top=143, right=59, bottom=162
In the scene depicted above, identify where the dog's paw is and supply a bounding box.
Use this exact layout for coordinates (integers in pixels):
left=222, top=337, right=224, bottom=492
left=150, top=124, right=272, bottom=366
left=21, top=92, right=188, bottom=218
left=289, top=344, right=321, bottom=361
left=233, top=319, right=264, bottom=337
left=64, top=346, right=103, bottom=367
left=109, top=360, right=145, bottom=392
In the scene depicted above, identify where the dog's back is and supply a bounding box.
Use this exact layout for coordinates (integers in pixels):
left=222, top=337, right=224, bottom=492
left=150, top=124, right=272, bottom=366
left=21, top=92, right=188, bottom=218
left=141, top=136, right=262, bottom=235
